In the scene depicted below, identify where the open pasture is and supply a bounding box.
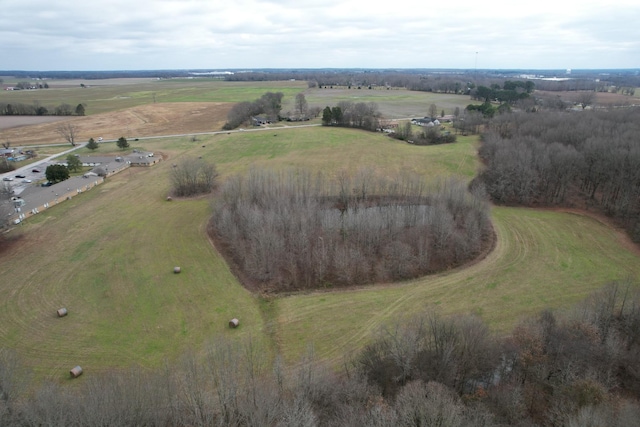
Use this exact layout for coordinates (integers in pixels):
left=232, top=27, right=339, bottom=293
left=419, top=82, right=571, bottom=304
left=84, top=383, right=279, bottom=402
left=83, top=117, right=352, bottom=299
left=2, top=74, right=639, bottom=379
left=300, top=86, right=472, bottom=119
left=1, top=78, right=473, bottom=146
left=2, top=123, right=639, bottom=379
left=274, top=207, right=640, bottom=364
left=0, top=78, right=308, bottom=115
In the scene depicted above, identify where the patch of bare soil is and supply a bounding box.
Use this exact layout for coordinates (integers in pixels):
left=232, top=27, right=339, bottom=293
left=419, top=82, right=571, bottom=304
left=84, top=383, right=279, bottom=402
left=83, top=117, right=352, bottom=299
left=0, top=102, right=232, bottom=146
left=0, top=116, right=70, bottom=130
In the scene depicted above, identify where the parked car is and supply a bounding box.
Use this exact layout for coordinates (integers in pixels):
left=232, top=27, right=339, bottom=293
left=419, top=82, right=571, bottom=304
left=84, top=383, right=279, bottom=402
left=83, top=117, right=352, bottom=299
left=41, top=181, right=52, bottom=187
left=15, top=174, right=26, bottom=178
left=3, top=176, right=14, bottom=181
left=32, top=168, right=41, bottom=173
left=22, top=179, right=32, bottom=183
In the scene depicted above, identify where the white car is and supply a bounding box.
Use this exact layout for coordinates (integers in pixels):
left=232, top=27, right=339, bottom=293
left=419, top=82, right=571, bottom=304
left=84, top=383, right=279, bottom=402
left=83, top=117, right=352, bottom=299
left=22, top=179, right=32, bottom=183
left=97, top=137, right=103, bottom=142
left=2, top=176, right=13, bottom=181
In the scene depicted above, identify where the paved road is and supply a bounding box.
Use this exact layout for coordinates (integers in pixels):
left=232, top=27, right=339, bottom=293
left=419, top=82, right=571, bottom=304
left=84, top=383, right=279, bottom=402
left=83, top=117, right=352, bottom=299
left=2, top=143, right=87, bottom=195
left=1, top=123, right=322, bottom=194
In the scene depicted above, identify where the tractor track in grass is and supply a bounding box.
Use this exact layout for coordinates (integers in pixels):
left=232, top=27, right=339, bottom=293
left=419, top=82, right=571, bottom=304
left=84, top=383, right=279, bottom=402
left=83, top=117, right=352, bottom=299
left=275, top=206, right=640, bottom=367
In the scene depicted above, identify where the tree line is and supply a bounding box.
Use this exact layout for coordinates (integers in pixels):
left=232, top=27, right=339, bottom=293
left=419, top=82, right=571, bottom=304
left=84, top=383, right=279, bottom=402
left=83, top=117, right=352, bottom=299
left=321, top=101, right=382, bottom=131
left=476, top=108, right=640, bottom=242
left=210, top=168, right=492, bottom=292
left=0, top=102, right=86, bottom=116
left=223, top=92, right=284, bottom=130
left=1, top=281, right=639, bottom=426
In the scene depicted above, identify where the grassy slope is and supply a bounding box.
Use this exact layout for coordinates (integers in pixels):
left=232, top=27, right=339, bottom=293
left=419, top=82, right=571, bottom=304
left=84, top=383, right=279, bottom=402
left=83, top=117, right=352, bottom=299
left=1, top=88, right=639, bottom=379
left=0, top=127, right=481, bottom=379
left=1, top=149, right=265, bottom=380
left=274, top=207, right=640, bottom=365
left=0, top=80, right=309, bottom=115
left=0, top=78, right=472, bottom=118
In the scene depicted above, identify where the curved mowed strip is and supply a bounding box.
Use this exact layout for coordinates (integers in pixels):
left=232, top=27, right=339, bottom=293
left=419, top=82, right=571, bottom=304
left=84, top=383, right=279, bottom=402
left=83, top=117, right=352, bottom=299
left=1, top=126, right=639, bottom=379
left=274, top=207, right=640, bottom=365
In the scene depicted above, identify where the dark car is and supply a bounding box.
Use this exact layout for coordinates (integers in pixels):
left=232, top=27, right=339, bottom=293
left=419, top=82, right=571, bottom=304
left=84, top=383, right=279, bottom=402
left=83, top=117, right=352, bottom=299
left=15, top=174, right=26, bottom=178
left=32, top=168, right=41, bottom=173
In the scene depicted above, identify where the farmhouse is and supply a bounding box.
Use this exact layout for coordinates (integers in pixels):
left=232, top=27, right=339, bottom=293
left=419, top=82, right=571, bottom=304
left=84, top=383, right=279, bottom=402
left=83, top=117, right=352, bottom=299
left=411, top=117, right=433, bottom=126
left=251, top=116, right=270, bottom=126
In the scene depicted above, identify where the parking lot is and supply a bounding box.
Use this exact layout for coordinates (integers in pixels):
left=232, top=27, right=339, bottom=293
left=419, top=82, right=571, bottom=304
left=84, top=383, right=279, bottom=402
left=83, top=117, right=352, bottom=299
left=2, top=161, right=54, bottom=195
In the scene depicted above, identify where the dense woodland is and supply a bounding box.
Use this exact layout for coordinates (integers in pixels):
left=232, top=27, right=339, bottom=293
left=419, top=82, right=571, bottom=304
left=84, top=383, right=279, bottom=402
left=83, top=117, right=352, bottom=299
left=1, top=282, right=639, bottom=426
left=477, top=108, right=640, bottom=242
left=210, top=169, right=492, bottom=292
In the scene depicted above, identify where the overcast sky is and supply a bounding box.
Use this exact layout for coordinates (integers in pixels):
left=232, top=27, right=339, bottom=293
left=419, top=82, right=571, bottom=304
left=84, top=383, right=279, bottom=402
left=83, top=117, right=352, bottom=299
left=2, top=0, right=639, bottom=71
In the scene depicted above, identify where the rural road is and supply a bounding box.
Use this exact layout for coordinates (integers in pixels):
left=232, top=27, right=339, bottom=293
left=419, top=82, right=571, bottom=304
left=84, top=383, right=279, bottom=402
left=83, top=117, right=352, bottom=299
left=1, top=123, right=322, bottom=185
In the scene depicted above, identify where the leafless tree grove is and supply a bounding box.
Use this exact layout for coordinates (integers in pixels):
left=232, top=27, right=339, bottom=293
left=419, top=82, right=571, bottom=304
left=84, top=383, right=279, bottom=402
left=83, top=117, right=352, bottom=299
left=210, top=168, right=492, bottom=292
left=477, top=108, right=640, bottom=241
left=170, top=157, right=219, bottom=197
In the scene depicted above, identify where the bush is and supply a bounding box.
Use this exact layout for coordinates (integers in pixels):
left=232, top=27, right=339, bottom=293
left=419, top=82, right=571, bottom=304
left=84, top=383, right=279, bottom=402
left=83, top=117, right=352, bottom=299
left=170, top=157, right=218, bottom=197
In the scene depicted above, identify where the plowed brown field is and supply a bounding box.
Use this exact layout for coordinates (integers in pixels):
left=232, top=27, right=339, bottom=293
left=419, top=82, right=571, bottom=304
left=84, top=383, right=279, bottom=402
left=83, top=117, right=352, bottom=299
left=0, top=102, right=232, bottom=146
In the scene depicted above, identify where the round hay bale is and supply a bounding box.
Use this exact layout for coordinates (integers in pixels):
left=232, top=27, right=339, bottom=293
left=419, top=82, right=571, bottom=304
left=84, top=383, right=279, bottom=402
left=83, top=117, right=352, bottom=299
left=57, top=308, right=68, bottom=317
left=166, top=196, right=173, bottom=201
left=174, top=266, right=181, bottom=274
left=70, top=366, right=83, bottom=378
left=229, top=318, right=239, bottom=328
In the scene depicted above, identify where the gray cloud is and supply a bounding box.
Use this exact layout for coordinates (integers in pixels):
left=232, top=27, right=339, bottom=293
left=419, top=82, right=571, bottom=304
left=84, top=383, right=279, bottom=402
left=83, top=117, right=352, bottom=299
left=1, top=0, right=639, bottom=70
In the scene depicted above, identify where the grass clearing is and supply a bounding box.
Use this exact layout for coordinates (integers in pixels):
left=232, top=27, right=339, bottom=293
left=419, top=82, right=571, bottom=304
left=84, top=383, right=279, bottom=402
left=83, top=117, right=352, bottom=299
left=274, top=207, right=640, bottom=365
left=1, top=160, right=266, bottom=381
left=1, top=126, right=483, bottom=379
left=1, top=92, right=639, bottom=379
left=0, top=79, right=309, bottom=116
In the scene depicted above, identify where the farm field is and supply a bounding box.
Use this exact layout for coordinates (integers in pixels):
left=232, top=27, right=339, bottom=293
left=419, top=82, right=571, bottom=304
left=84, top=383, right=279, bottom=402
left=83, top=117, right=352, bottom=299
left=274, top=207, right=640, bottom=365
left=0, top=78, right=473, bottom=146
left=1, top=79, right=639, bottom=381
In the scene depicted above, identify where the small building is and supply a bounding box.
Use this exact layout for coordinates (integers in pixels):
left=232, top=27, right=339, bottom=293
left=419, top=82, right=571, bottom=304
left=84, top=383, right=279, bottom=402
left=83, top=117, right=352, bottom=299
left=251, top=116, right=270, bottom=126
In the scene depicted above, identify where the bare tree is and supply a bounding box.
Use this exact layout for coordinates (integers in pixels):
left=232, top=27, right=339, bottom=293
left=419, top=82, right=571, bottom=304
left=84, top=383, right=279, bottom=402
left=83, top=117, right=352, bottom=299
left=0, top=349, right=30, bottom=424
left=56, top=123, right=79, bottom=146
left=429, top=103, right=438, bottom=119
left=574, top=90, right=596, bottom=108
left=170, top=157, right=219, bottom=197
left=395, top=381, right=465, bottom=427
left=295, top=93, right=309, bottom=119
left=0, top=183, right=14, bottom=232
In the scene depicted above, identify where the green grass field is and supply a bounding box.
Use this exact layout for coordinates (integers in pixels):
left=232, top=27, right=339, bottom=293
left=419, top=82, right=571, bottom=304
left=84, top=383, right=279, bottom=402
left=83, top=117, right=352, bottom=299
left=0, top=78, right=472, bottom=118
left=0, top=79, right=309, bottom=115
left=274, top=206, right=640, bottom=365
left=2, top=80, right=639, bottom=381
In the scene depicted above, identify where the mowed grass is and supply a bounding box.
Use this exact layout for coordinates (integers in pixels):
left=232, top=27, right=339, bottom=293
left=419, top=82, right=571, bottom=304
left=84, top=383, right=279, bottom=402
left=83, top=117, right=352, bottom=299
left=0, top=79, right=309, bottom=115
left=0, top=77, right=474, bottom=119
left=0, top=159, right=265, bottom=381
left=200, top=126, right=479, bottom=181
left=2, top=124, right=639, bottom=380
left=299, top=87, right=473, bottom=118
left=275, top=207, right=640, bottom=365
